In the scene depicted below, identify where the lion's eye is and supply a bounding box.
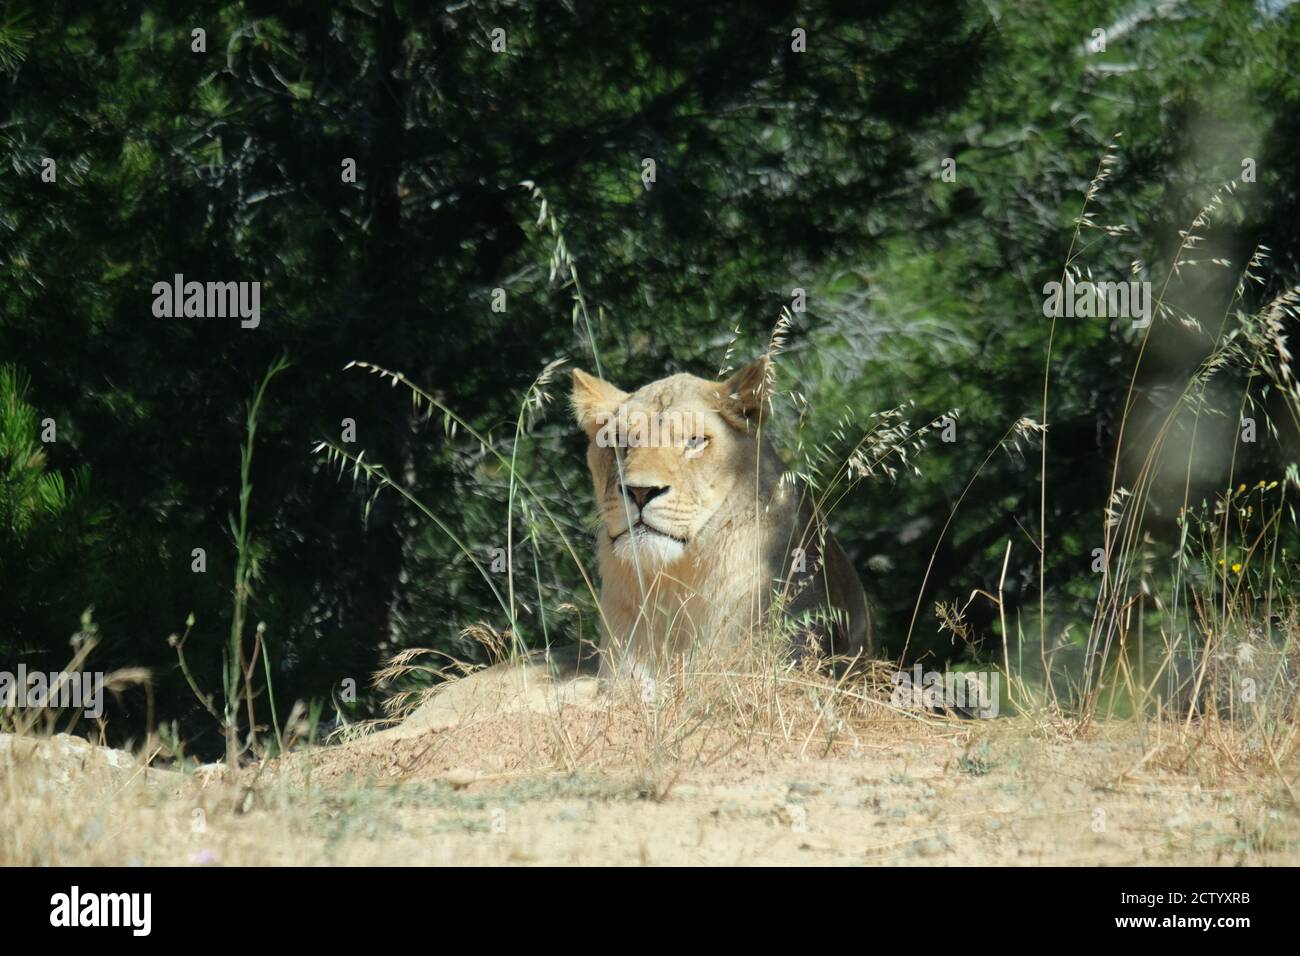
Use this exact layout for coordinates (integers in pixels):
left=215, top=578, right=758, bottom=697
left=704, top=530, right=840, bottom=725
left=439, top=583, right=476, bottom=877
left=684, top=435, right=710, bottom=454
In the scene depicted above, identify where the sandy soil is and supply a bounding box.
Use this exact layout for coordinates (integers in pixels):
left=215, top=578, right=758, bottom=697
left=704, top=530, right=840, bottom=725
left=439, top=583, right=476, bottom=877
left=2, top=663, right=1297, bottom=866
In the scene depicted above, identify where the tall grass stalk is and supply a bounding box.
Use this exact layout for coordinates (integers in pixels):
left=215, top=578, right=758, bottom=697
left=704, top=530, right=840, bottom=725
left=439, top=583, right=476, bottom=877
left=223, top=356, right=288, bottom=766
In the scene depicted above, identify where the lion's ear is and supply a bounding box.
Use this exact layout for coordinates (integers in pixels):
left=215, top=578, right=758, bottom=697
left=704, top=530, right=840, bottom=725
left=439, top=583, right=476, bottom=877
left=718, top=356, right=772, bottom=429
left=571, top=368, right=628, bottom=440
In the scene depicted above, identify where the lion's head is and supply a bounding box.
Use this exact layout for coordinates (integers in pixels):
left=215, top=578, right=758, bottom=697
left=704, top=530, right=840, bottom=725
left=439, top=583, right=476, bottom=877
left=570, top=357, right=774, bottom=569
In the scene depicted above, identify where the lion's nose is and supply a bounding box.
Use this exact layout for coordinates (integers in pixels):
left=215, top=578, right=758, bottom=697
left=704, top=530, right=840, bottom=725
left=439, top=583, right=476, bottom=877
left=622, top=485, right=668, bottom=509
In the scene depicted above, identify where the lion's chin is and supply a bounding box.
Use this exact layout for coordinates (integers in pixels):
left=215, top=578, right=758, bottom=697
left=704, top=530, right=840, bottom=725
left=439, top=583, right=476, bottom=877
left=611, top=526, right=687, bottom=567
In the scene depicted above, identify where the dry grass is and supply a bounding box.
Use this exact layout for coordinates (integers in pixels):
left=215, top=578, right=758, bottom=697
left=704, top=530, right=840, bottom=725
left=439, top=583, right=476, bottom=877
left=4, top=668, right=1298, bottom=865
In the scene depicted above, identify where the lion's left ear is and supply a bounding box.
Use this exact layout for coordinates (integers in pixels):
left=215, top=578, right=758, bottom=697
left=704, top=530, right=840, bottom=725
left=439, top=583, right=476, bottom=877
left=571, top=368, right=628, bottom=440
left=717, top=356, right=772, bottom=429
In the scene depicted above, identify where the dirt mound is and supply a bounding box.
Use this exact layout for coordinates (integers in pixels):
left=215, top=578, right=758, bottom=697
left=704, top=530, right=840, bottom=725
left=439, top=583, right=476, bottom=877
left=294, top=661, right=719, bottom=788
left=0, top=732, right=181, bottom=792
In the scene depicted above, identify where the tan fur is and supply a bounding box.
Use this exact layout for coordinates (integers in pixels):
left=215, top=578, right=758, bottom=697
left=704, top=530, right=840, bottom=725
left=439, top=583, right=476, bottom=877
left=572, top=358, right=873, bottom=678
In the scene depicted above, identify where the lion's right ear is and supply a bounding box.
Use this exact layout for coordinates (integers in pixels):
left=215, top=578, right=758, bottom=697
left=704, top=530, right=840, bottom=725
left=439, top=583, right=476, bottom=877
left=571, top=368, right=628, bottom=440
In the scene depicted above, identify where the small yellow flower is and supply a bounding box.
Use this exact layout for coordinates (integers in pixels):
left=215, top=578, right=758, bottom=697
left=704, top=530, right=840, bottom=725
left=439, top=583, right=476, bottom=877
left=1231, top=562, right=1242, bottom=574
left=1238, top=483, right=1247, bottom=493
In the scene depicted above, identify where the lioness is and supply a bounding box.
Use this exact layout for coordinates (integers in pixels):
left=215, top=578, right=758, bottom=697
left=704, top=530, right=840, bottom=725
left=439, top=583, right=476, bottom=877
left=572, top=357, right=873, bottom=679
left=386, top=357, right=873, bottom=737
